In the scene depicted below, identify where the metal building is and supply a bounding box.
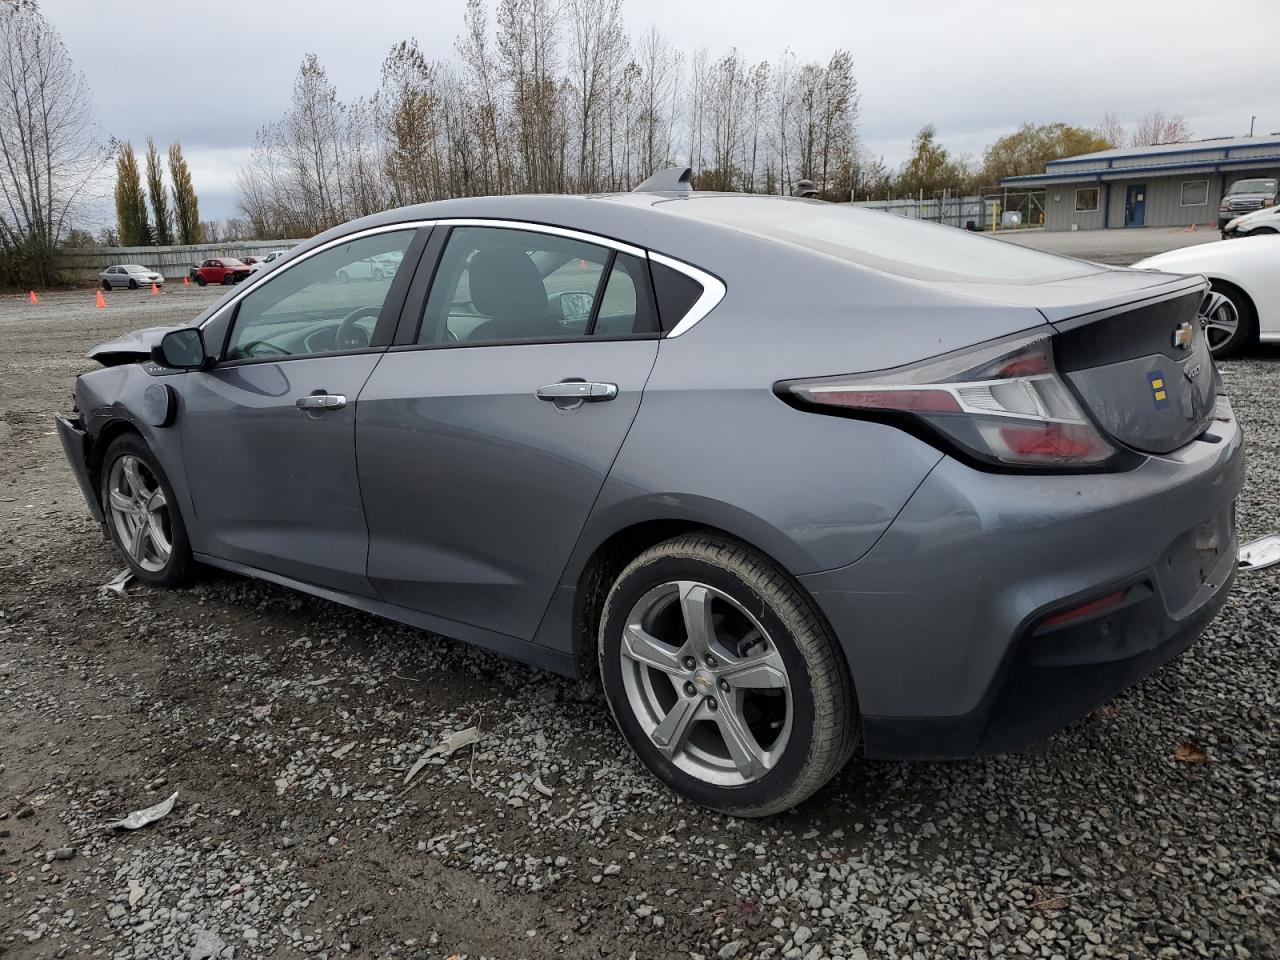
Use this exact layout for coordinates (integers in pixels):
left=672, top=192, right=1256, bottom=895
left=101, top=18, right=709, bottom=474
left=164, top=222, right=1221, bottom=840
left=999, top=136, right=1280, bottom=231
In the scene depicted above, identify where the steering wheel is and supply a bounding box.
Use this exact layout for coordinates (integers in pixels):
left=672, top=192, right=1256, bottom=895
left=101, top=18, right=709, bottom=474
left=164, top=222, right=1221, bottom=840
left=335, top=305, right=381, bottom=351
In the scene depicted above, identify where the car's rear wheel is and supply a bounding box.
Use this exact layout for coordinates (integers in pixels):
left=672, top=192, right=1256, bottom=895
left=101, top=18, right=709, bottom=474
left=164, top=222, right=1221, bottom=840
left=221, top=273, right=234, bottom=285
left=598, top=533, right=857, bottom=817
left=1206, top=280, right=1257, bottom=358
left=100, top=435, right=192, bottom=587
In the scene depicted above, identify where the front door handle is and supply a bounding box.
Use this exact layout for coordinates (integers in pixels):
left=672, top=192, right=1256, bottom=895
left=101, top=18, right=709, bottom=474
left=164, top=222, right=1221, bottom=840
left=295, top=393, right=347, bottom=411
left=536, top=381, right=618, bottom=402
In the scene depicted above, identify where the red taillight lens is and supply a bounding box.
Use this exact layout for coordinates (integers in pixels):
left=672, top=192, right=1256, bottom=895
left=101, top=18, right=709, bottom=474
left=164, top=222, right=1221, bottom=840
left=783, top=333, right=1117, bottom=470
left=1036, top=589, right=1128, bottom=631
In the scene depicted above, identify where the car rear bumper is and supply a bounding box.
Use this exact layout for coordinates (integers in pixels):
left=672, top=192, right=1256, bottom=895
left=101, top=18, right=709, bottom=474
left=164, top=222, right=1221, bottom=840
left=56, top=414, right=103, bottom=524
left=800, top=395, right=1244, bottom=760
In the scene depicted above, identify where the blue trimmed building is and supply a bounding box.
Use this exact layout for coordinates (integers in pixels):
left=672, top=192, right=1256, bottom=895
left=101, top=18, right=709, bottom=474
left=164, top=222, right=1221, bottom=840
left=999, top=136, right=1280, bottom=231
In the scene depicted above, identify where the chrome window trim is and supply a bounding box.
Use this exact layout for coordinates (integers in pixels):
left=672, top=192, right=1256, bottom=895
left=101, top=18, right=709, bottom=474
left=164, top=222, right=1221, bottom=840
left=648, top=252, right=726, bottom=337
left=434, top=218, right=647, bottom=258
left=200, top=216, right=723, bottom=340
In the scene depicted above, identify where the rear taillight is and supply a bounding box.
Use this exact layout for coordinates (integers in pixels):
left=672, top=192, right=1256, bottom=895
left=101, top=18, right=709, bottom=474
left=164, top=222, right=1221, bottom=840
left=781, top=332, right=1117, bottom=470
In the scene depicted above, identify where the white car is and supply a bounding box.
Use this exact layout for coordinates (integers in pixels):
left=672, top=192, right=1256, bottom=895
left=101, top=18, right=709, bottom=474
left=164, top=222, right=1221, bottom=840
left=1133, top=235, right=1280, bottom=357
left=1223, top=205, right=1280, bottom=238
left=247, top=250, right=289, bottom=274
left=334, top=251, right=402, bottom=283
left=100, top=264, right=164, bottom=290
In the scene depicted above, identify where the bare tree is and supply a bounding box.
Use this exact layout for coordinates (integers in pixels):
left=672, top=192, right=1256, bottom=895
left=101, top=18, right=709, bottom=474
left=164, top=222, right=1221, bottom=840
left=1130, top=108, right=1191, bottom=146
left=566, top=0, right=625, bottom=191
left=0, top=0, right=105, bottom=284
left=633, top=26, right=681, bottom=180
left=1096, top=110, right=1127, bottom=148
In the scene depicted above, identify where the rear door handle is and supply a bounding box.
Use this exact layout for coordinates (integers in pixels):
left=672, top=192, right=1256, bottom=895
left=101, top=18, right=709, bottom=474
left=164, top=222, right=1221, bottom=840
left=536, top=381, right=618, bottom=402
left=295, top=393, right=347, bottom=411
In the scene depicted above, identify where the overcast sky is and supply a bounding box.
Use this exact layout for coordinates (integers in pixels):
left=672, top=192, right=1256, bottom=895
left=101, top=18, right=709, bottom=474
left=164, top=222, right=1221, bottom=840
left=39, top=0, right=1280, bottom=226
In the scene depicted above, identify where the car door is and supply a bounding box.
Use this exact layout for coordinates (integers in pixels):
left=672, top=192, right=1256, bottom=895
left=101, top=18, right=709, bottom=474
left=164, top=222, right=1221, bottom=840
left=175, top=225, right=428, bottom=595
left=356, top=223, right=661, bottom=641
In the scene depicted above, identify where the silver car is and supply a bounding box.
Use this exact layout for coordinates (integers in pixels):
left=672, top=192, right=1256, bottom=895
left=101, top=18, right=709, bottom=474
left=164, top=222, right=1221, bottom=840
left=56, top=178, right=1242, bottom=815
left=100, top=264, right=164, bottom=290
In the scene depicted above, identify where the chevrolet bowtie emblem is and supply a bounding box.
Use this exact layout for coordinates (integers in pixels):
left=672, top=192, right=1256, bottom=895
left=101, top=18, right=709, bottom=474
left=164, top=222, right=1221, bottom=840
left=1172, top=321, right=1195, bottom=349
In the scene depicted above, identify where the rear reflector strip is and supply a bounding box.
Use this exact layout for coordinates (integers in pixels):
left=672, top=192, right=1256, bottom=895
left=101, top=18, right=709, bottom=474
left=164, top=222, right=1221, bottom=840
left=1036, top=589, right=1128, bottom=631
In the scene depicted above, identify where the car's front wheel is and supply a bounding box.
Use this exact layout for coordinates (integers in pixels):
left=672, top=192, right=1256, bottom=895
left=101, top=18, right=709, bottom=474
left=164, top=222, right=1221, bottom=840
left=100, top=435, right=192, bottom=587
left=102, top=280, right=111, bottom=291
left=195, top=275, right=206, bottom=286
left=598, top=533, right=858, bottom=817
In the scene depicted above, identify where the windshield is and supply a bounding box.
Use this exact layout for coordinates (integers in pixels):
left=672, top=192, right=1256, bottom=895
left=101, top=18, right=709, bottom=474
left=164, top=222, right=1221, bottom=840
left=122, top=264, right=146, bottom=271
left=1228, top=179, right=1277, bottom=195
left=223, top=259, right=247, bottom=267
left=659, top=195, right=1101, bottom=283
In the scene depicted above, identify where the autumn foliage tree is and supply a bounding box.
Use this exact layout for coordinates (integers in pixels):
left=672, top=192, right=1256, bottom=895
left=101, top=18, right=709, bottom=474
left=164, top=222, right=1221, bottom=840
left=145, top=136, right=171, bottom=245
left=979, top=123, right=1112, bottom=185
left=168, top=141, right=202, bottom=244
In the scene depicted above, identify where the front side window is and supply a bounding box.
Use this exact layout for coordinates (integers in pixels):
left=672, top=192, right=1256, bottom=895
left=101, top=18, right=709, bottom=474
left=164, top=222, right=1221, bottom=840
left=225, top=229, right=416, bottom=361
left=1075, top=187, right=1100, bottom=212
left=418, top=226, right=657, bottom=345
left=1180, top=180, right=1208, bottom=206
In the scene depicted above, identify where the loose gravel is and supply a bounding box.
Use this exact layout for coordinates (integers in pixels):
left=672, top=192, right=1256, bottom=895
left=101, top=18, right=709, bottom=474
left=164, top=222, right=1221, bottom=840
left=1, top=288, right=1277, bottom=959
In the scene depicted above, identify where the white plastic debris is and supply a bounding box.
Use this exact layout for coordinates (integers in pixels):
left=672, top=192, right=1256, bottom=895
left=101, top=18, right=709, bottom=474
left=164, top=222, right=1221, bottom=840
left=99, top=568, right=133, bottom=598
left=403, top=726, right=481, bottom=786
left=1238, top=534, right=1280, bottom=572
left=109, top=791, right=178, bottom=830
left=190, top=928, right=228, bottom=960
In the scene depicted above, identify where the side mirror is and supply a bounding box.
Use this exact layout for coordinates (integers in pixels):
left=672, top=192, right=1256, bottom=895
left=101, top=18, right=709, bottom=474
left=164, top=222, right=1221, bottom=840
left=153, top=328, right=207, bottom=370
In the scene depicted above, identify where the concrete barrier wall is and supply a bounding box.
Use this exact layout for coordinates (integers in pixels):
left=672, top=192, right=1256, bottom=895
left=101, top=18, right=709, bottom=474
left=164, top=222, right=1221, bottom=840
left=57, top=240, right=306, bottom=280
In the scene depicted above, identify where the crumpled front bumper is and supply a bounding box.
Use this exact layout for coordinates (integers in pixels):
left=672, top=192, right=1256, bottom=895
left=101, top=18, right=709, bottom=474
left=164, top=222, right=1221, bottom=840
left=55, top=414, right=103, bottom=524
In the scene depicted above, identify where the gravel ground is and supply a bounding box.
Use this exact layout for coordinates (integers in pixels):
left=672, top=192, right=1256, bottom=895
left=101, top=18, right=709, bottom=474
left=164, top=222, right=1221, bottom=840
left=991, top=226, right=1220, bottom=265
left=1, top=286, right=1277, bottom=960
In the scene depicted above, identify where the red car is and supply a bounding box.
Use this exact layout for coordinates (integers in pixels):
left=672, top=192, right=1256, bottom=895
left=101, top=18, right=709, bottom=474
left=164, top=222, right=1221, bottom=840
left=194, top=258, right=252, bottom=286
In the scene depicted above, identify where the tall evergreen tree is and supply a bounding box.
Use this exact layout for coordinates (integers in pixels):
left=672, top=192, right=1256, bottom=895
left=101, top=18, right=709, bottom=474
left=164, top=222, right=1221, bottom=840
left=168, top=141, right=202, bottom=244
left=113, top=142, right=151, bottom=246
left=145, top=137, right=172, bottom=245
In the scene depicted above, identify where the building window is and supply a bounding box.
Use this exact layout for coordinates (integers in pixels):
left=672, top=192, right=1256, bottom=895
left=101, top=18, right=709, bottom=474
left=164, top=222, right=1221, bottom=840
left=1180, top=180, right=1209, bottom=206
left=1075, top=188, right=1100, bottom=212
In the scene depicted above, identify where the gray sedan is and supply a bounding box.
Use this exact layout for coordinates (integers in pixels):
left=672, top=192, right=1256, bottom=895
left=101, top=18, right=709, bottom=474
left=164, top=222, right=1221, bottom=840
left=100, top=264, right=164, bottom=290
left=56, top=175, right=1241, bottom=815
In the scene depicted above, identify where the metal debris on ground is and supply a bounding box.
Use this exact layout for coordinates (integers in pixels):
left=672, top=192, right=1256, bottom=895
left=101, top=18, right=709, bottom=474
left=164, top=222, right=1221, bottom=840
left=1238, top=533, right=1280, bottom=572
left=98, top=568, right=133, bottom=598
left=108, top=790, right=178, bottom=830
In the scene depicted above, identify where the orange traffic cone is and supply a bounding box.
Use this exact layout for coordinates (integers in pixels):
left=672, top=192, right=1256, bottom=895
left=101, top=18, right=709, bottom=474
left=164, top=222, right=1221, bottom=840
left=95, top=290, right=106, bottom=309
left=151, top=282, right=159, bottom=295
left=28, top=290, right=38, bottom=304
left=183, top=275, right=190, bottom=285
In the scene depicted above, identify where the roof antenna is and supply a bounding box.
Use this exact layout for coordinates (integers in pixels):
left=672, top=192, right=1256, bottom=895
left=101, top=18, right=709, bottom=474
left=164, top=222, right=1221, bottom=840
left=632, top=166, right=693, bottom=194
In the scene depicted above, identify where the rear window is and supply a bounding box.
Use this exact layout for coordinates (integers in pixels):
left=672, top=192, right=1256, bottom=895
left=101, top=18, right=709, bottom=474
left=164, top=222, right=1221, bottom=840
left=659, top=195, right=1102, bottom=284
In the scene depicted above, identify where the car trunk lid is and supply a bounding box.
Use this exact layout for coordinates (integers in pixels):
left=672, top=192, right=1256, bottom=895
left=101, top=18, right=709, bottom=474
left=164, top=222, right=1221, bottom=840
left=932, top=270, right=1218, bottom=455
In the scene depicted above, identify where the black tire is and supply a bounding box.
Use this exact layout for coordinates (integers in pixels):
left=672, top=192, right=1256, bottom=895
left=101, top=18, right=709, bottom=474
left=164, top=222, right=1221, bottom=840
left=598, top=533, right=858, bottom=817
left=196, top=275, right=207, bottom=286
left=1251, top=227, right=1278, bottom=235
left=1208, top=280, right=1258, bottom=359
left=128, top=278, right=139, bottom=290
left=221, top=273, right=234, bottom=285
left=102, top=280, right=111, bottom=291
left=99, top=434, right=193, bottom=588
left=337, top=269, right=350, bottom=284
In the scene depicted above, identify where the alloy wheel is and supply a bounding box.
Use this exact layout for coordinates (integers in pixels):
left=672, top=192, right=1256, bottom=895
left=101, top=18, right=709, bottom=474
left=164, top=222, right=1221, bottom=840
left=106, top=454, right=172, bottom=573
left=618, top=580, right=793, bottom=786
left=1202, top=295, right=1240, bottom=354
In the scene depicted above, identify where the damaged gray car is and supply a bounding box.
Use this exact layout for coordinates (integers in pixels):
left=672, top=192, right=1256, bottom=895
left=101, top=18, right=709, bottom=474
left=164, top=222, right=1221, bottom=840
left=58, top=176, right=1243, bottom=816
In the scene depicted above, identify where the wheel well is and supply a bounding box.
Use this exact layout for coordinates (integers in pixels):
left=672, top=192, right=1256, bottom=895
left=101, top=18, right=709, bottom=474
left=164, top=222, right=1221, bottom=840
left=569, top=520, right=848, bottom=693
left=88, top=420, right=141, bottom=504
left=1209, top=277, right=1260, bottom=341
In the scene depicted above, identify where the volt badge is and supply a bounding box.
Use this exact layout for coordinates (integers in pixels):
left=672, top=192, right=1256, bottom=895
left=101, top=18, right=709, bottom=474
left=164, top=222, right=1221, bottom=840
left=1148, top=371, right=1170, bottom=409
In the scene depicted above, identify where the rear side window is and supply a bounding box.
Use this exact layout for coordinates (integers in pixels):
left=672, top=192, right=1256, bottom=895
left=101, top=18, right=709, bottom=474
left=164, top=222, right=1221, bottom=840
left=418, top=227, right=659, bottom=345
left=650, top=261, right=704, bottom=331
